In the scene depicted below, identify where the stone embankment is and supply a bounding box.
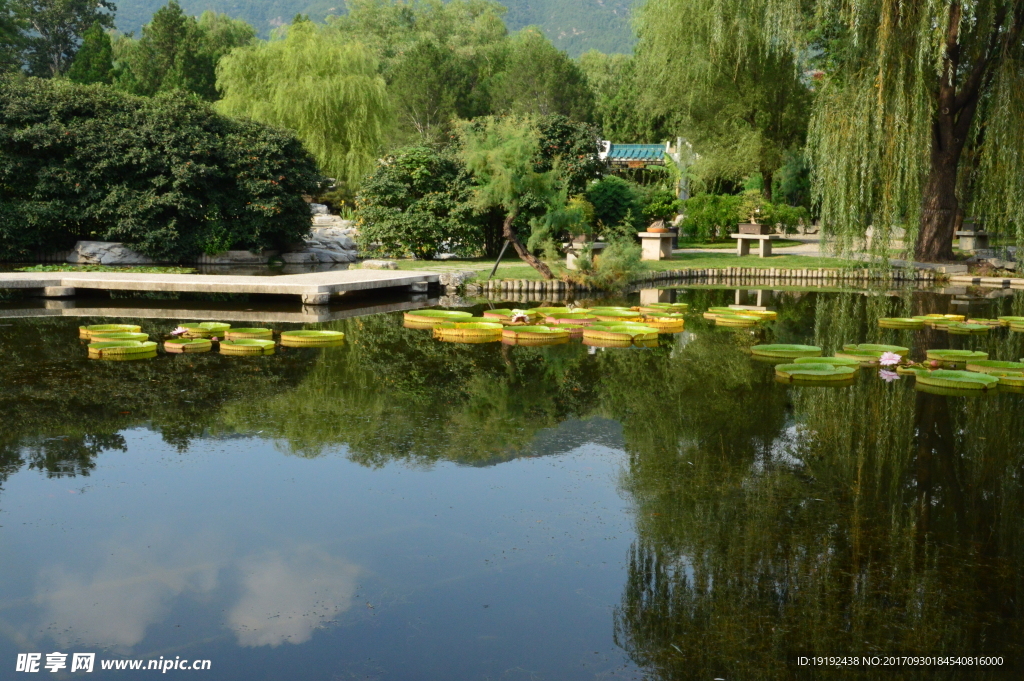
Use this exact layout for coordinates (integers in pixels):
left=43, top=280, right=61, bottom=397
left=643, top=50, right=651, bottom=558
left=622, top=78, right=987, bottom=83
left=461, top=266, right=943, bottom=296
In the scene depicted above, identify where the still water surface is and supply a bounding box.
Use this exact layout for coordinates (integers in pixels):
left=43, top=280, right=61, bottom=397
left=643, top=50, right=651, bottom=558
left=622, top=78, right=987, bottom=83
left=1, top=287, right=1023, bottom=679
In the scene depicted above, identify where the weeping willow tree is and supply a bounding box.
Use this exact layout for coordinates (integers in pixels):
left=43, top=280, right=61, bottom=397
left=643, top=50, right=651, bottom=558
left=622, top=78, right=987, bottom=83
left=637, top=0, right=1024, bottom=261
left=633, top=0, right=813, bottom=199
left=216, top=20, right=390, bottom=189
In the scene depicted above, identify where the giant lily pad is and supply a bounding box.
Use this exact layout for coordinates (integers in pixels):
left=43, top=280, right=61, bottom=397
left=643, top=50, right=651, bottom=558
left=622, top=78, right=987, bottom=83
left=877, top=318, right=925, bottom=329
left=404, top=310, right=474, bottom=326
left=966, top=359, right=1024, bottom=374
left=220, top=339, right=275, bottom=355
left=926, top=349, right=988, bottom=368
left=88, top=340, right=158, bottom=358
left=912, top=369, right=999, bottom=391
left=79, top=324, right=142, bottom=339
left=775, top=362, right=858, bottom=383
left=225, top=328, right=273, bottom=340
left=751, top=344, right=822, bottom=359
left=280, top=330, right=345, bottom=347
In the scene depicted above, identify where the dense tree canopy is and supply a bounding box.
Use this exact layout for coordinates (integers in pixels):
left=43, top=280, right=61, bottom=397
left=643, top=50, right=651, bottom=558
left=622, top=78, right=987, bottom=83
left=490, top=27, right=594, bottom=121
left=0, top=76, right=322, bottom=261
left=216, top=19, right=390, bottom=189
left=633, top=0, right=812, bottom=200
left=355, top=146, right=482, bottom=259
left=113, top=2, right=254, bottom=100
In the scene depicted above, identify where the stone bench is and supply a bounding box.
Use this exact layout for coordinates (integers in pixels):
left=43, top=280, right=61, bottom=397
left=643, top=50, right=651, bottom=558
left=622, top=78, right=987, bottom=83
left=731, top=233, right=781, bottom=257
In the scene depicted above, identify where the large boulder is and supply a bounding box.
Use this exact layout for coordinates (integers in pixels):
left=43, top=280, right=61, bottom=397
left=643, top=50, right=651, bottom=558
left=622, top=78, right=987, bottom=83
left=66, top=241, right=155, bottom=265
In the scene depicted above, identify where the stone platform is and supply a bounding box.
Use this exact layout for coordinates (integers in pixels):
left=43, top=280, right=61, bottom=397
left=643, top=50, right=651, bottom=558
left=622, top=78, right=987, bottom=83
left=0, top=269, right=439, bottom=305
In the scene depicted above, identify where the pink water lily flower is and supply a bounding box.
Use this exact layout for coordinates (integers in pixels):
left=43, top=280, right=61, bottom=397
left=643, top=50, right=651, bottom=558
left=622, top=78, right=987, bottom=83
left=170, top=326, right=187, bottom=336
left=879, top=369, right=900, bottom=382
left=879, top=351, right=902, bottom=367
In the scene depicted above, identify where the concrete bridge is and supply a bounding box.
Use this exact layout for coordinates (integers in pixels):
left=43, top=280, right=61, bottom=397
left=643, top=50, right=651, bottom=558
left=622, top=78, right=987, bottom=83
left=0, top=269, right=440, bottom=305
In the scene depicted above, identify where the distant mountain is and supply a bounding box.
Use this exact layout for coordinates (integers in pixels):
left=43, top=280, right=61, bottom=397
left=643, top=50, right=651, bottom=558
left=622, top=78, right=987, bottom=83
left=113, top=0, right=637, bottom=56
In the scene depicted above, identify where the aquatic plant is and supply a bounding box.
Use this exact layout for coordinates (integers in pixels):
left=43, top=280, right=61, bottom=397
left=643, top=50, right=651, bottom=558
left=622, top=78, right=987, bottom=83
left=774, top=362, right=857, bottom=383
left=225, top=328, right=274, bottom=340
left=911, top=369, right=999, bottom=392
left=87, top=340, right=158, bottom=359
left=219, top=339, right=276, bottom=356
left=164, top=339, right=213, bottom=353
left=750, top=344, right=822, bottom=359
left=877, top=318, right=925, bottom=329
left=78, top=324, right=143, bottom=339
left=925, top=349, right=989, bottom=369
left=279, top=330, right=345, bottom=347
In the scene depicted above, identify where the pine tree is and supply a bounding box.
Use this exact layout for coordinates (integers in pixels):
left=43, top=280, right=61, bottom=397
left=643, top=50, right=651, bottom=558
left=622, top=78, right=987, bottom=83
left=66, top=20, right=111, bottom=83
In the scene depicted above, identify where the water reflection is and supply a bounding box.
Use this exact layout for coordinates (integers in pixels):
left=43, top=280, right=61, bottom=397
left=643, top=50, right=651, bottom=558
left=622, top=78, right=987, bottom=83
left=229, top=548, right=359, bottom=647
left=1, top=289, right=1023, bottom=678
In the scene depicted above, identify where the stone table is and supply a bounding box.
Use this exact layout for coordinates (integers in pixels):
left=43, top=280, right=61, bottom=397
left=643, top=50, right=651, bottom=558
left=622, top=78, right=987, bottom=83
left=731, top=233, right=781, bottom=257
left=638, top=232, right=675, bottom=261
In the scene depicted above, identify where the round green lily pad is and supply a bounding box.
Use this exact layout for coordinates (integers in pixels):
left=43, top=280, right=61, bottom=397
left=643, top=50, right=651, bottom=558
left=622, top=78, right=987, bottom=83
left=775, top=362, right=858, bottom=383
left=751, top=344, right=822, bottom=359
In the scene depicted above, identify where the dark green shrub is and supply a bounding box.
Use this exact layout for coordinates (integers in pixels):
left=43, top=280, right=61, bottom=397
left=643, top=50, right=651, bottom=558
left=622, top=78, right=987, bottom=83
left=0, top=77, right=322, bottom=261
left=640, top=188, right=680, bottom=222
left=355, top=146, right=483, bottom=259
left=586, top=176, right=643, bottom=231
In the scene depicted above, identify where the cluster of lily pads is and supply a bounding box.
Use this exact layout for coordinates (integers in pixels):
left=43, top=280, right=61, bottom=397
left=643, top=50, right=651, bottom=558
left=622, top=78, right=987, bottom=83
left=403, top=303, right=689, bottom=348
left=877, top=314, right=1024, bottom=335
left=78, top=322, right=344, bottom=359
left=752, top=342, right=1024, bottom=394
left=701, top=307, right=778, bottom=327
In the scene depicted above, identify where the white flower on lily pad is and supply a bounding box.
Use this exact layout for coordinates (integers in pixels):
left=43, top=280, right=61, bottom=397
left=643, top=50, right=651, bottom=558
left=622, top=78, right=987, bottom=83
left=170, top=326, right=187, bottom=336
left=879, top=352, right=902, bottom=367
left=510, top=309, right=530, bottom=324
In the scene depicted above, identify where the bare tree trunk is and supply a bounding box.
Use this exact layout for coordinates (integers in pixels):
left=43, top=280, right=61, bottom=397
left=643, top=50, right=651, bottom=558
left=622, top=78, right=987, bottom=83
left=503, top=211, right=555, bottom=280
left=761, top=169, right=774, bottom=203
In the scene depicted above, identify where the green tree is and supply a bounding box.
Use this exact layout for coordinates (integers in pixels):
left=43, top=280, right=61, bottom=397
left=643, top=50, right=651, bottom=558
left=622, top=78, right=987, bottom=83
left=491, top=27, right=594, bottom=122
left=355, top=146, right=483, bottom=259
left=633, top=0, right=812, bottom=201
left=66, top=20, right=110, bottom=83
left=330, top=0, right=508, bottom=142
left=459, top=115, right=560, bottom=278
left=16, top=0, right=114, bottom=76
left=577, top=50, right=659, bottom=143
left=216, top=19, right=390, bottom=190
left=0, top=0, right=22, bottom=71
left=387, top=38, right=469, bottom=141
left=651, top=0, right=1024, bottom=261
left=112, top=2, right=253, bottom=101
left=0, top=76, right=323, bottom=261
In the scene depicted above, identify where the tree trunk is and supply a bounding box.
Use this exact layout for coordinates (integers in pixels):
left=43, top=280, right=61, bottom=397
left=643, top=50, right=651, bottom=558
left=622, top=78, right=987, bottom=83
left=503, top=210, right=555, bottom=280
left=915, top=151, right=961, bottom=262
left=761, top=169, right=773, bottom=203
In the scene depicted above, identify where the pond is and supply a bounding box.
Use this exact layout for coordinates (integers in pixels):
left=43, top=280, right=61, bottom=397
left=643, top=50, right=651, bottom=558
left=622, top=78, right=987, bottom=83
left=1, top=286, right=1023, bottom=679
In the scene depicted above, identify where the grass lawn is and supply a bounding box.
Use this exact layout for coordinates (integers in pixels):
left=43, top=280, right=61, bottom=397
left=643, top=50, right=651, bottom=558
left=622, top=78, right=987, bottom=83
left=372, top=251, right=861, bottom=281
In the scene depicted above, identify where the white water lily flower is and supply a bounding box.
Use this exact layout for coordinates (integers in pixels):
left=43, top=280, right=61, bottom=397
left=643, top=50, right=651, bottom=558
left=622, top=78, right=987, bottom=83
left=879, top=351, right=902, bottom=367
left=170, top=326, right=187, bottom=336
left=510, top=309, right=530, bottom=323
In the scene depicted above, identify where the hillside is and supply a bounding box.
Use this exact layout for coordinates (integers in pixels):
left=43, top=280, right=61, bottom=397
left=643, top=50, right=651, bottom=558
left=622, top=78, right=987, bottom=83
left=114, top=0, right=637, bottom=56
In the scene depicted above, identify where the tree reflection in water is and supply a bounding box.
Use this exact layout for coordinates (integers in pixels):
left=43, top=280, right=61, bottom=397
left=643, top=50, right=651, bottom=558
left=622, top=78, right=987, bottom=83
left=613, top=292, right=1024, bottom=678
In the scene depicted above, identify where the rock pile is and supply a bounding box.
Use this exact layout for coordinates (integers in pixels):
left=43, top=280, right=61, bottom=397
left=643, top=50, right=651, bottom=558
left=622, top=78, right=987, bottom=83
left=281, top=204, right=360, bottom=264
